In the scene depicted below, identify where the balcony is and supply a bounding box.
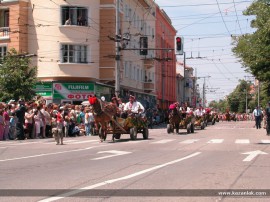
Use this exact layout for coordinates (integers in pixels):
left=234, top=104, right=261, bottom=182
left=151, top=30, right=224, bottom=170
left=142, top=58, right=154, bottom=69
left=0, top=27, right=10, bottom=40
left=144, top=82, right=155, bottom=92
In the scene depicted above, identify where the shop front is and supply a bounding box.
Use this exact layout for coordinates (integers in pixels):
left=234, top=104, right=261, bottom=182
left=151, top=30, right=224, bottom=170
left=52, top=82, right=95, bottom=105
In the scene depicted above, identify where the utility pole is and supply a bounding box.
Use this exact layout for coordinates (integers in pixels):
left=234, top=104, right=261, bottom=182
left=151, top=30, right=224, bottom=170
left=245, top=88, right=248, bottom=114
left=183, top=52, right=186, bottom=104
left=162, top=32, right=165, bottom=108
left=115, top=0, right=120, bottom=98
left=197, top=76, right=210, bottom=108
left=258, top=80, right=260, bottom=107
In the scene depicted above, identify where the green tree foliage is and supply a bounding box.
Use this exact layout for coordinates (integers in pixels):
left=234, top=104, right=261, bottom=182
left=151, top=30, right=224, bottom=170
left=0, top=48, right=37, bottom=102
left=226, top=80, right=253, bottom=113
left=232, top=0, right=270, bottom=96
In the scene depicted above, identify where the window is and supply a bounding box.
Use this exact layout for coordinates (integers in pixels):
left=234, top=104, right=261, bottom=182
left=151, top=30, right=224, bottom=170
left=61, top=44, right=87, bottom=63
left=0, top=46, right=7, bottom=58
left=62, top=6, right=88, bottom=26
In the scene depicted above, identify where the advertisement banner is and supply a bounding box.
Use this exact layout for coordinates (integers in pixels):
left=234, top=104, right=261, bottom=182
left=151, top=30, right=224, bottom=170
left=34, top=82, right=52, bottom=99
left=53, top=83, right=95, bottom=100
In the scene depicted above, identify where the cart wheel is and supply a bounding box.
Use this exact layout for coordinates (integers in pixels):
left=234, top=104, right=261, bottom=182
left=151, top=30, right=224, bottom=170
left=190, top=124, right=194, bottom=133
left=167, top=124, right=171, bottom=134
left=187, top=124, right=191, bottom=134
left=143, top=127, right=149, bottom=139
left=201, top=123, right=204, bottom=130
left=114, top=133, right=121, bottom=139
left=130, top=127, right=137, bottom=140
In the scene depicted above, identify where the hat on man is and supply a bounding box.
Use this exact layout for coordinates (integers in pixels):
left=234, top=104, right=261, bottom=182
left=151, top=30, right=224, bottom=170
left=129, top=95, right=135, bottom=100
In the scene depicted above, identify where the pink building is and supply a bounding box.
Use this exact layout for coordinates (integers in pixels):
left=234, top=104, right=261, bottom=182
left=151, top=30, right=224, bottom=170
left=155, top=6, right=177, bottom=109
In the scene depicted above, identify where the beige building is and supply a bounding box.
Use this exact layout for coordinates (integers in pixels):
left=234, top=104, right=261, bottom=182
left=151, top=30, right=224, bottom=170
left=28, top=0, right=100, bottom=83
left=100, top=0, right=156, bottom=105
left=1, top=0, right=157, bottom=105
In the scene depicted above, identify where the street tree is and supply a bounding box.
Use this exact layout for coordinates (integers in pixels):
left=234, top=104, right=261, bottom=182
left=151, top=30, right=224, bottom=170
left=0, top=48, right=37, bottom=102
left=232, top=0, right=270, bottom=99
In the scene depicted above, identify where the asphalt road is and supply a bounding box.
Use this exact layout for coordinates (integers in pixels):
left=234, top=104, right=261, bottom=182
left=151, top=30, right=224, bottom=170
left=0, top=121, right=270, bottom=202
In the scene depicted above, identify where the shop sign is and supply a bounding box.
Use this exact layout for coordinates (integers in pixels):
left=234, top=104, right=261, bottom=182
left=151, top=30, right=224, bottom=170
left=34, top=82, right=52, bottom=98
left=53, top=83, right=95, bottom=100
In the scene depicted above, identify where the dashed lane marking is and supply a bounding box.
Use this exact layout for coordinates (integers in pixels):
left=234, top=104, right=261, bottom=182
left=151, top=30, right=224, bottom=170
left=235, top=139, right=250, bottom=144
left=180, top=139, right=200, bottom=144
left=151, top=139, right=176, bottom=144
left=207, top=139, right=224, bottom=144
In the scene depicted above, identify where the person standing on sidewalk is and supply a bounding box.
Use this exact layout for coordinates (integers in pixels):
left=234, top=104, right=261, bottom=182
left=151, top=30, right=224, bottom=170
left=15, top=99, right=26, bottom=140
left=253, top=106, right=262, bottom=129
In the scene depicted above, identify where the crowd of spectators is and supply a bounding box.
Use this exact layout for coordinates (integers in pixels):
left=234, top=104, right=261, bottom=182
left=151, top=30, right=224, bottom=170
left=0, top=98, right=95, bottom=141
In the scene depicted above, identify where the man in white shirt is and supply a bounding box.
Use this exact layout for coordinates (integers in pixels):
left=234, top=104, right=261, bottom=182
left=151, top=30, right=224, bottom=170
left=253, top=106, right=262, bottom=129
left=124, top=95, right=145, bottom=114
left=194, top=105, right=205, bottom=117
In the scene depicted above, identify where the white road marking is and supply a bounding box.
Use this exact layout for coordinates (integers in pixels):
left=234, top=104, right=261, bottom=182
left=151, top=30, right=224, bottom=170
left=235, top=139, right=250, bottom=144
left=91, top=150, right=132, bottom=160
left=242, top=150, right=268, bottom=161
left=43, top=139, right=93, bottom=144
left=0, top=147, right=7, bottom=149
left=207, top=139, right=224, bottom=144
left=0, top=146, right=103, bottom=162
left=151, top=139, right=175, bottom=144
left=180, top=139, right=200, bottom=144
left=68, top=140, right=99, bottom=144
left=38, top=152, right=201, bottom=202
left=261, top=140, right=270, bottom=144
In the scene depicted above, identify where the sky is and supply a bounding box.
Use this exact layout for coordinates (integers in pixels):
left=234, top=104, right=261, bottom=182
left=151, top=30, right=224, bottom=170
left=154, top=0, right=255, bottom=104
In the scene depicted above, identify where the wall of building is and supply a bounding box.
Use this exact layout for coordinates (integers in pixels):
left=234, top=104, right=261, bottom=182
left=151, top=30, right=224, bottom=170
left=155, top=6, right=177, bottom=109
left=0, top=0, right=28, bottom=53
left=28, top=0, right=100, bottom=81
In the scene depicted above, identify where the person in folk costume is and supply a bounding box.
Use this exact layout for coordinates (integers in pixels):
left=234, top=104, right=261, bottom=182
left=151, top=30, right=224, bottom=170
left=124, top=95, right=145, bottom=114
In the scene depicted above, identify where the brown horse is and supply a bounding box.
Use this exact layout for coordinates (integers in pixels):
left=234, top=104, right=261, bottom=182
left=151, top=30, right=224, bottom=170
left=168, top=108, right=182, bottom=133
left=89, top=96, right=117, bottom=142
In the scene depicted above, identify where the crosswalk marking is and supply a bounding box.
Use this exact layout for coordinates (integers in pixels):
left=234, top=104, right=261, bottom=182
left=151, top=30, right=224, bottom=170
left=261, top=140, right=270, bottom=144
left=68, top=140, right=99, bottom=144
left=151, top=139, right=175, bottom=144
left=207, top=139, right=224, bottom=144
left=235, top=139, right=250, bottom=144
left=180, top=139, right=200, bottom=144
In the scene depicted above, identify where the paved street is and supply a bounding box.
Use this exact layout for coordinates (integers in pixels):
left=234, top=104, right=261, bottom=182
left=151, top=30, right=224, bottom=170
left=1, top=121, right=270, bottom=202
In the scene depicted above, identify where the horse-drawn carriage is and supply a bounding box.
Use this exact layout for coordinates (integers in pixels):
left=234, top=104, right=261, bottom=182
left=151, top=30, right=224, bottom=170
left=166, top=105, right=194, bottom=134
left=88, top=96, right=149, bottom=142
left=194, top=115, right=206, bottom=130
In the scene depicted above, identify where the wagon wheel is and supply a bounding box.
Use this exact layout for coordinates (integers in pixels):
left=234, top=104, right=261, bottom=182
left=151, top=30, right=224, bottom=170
left=114, top=133, right=121, bottom=139
left=201, top=122, right=204, bottom=130
left=167, top=124, right=171, bottom=134
left=130, top=127, right=137, bottom=140
left=142, top=127, right=149, bottom=139
left=191, top=123, right=195, bottom=133
left=187, top=123, right=191, bottom=134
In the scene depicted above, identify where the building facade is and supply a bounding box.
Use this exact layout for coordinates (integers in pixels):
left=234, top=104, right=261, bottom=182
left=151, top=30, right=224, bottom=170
left=0, top=0, right=28, bottom=55
left=0, top=0, right=179, bottom=108
left=155, top=5, right=177, bottom=110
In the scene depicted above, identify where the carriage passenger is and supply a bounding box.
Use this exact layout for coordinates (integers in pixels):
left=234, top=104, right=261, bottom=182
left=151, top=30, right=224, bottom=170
left=124, top=95, right=145, bottom=115
left=194, top=105, right=205, bottom=117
